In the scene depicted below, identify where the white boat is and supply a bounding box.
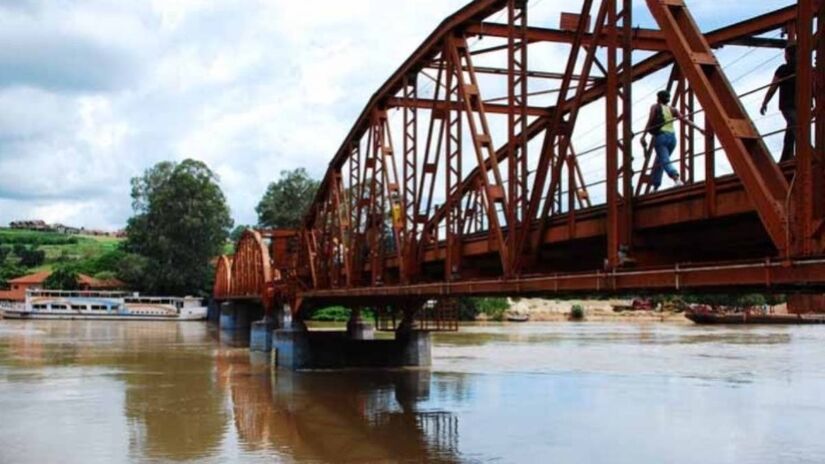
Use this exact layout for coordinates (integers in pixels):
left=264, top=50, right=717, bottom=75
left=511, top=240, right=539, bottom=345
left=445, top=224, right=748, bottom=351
left=1, top=289, right=207, bottom=321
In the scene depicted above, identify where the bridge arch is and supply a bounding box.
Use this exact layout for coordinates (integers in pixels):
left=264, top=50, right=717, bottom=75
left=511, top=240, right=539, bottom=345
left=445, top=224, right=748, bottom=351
left=213, top=255, right=232, bottom=299
left=230, top=229, right=273, bottom=304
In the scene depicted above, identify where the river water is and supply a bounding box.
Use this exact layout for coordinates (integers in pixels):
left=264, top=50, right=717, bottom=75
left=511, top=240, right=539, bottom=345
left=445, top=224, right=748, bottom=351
left=0, top=320, right=823, bottom=463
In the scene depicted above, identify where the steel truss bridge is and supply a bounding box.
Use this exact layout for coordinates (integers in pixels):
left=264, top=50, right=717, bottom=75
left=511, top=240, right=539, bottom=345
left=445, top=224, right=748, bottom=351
left=215, top=0, right=825, bottom=323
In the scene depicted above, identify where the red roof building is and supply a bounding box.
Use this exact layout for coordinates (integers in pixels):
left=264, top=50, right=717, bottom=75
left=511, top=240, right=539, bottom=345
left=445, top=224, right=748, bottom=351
left=0, top=271, right=125, bottom=302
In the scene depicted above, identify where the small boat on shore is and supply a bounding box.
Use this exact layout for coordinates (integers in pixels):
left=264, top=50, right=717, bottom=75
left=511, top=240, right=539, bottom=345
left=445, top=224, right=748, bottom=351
left=1, top=289, right=207, bottom=321
left=685, top=307, right=825, bottom=325
left=506, top=313, right=529, bottom=322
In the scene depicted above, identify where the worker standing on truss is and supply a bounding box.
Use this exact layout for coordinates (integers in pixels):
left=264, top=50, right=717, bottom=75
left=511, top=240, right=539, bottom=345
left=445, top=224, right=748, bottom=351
left=641, top=90, right=705, bottom=192
left=760, top=45, right=797, bottom=162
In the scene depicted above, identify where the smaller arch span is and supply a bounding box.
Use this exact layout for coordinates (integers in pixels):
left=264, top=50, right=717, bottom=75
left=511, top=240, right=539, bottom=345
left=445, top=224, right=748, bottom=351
left=212, top=255, right=233, bottom=299
left=229, top=229, right=274, bottom=304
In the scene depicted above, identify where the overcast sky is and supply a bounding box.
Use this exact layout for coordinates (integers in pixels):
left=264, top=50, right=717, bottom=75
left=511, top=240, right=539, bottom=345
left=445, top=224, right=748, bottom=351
left=0, top=0, right=791, bottom=230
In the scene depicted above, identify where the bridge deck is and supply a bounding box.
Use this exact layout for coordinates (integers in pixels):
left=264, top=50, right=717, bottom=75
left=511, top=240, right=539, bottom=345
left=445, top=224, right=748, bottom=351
left=302, top=165, right=825, bottom=304
left=303, top=258, right=825, bottom=304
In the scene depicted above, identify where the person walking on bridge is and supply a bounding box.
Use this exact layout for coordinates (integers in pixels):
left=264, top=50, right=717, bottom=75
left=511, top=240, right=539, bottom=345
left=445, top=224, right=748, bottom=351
left=641, top=90, right=704, bottom=192
left=760, top=45, right=796, bottom=163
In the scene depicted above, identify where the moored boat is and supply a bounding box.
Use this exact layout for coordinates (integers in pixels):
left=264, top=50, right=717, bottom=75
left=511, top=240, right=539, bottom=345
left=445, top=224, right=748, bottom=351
left=506, top=313, right=529, bottom=322
left=685, top=307, right=825, bottom=325
left=1, top=289, right=207, bottom=321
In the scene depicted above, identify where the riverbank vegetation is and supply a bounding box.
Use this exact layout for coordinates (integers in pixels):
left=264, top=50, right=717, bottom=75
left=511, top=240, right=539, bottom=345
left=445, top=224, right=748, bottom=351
left=570, top=304, right=585, bottom=320
left=310, top=306, right=377, bottom=322
left=459, top=298, right=510, bottom=321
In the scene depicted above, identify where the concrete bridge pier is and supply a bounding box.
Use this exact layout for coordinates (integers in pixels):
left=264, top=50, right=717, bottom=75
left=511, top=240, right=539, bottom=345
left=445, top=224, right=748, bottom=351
left=251, top=304, right=292, bottom=352
left=206, top=299, right=221, bottom=323
left=273, top=310, right=431, bottom=370
left=273, top=318, right=312, bottom=369
left=219, top=301, right=254, bottom=331
left=395, top=330, right=432, bottom=367
left=250, top=319, right=274, bottom=352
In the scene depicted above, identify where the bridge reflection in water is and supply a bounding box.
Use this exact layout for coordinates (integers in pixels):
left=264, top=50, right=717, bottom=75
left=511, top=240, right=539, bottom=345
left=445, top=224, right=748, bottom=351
left=0, top=321, right=461, bottom=463
left=217, top=347, right=460, bottom=462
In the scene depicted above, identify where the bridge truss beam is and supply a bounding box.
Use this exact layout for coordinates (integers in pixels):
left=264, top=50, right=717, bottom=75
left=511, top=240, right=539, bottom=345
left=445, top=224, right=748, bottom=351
left=217, top=1, right=824, bottom=318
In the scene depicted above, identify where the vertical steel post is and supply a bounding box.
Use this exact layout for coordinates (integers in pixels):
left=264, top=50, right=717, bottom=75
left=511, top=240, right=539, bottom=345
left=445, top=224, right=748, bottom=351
left=507, top=0, right=529, bottom=271
left=444, top=39, right=463, bottom=280
left=620, top=0, right=634, bottom=257
left=375, top=113, right=406, bottom=282
left=704, top=122, right=717, bottom=218
left=687, top=89, right=696, bottom=183
left=414, top=64, right=447, bottom=272
left=566, top=142, right=576, bottom=239
left=402, top=72, right=418, bottom=279
left=330, top=170, right=350, bottom=287
left=605, top=0, right=620, bottom=269
left=816, top=0, right=825, bottom=252
left=347, top=142, right=361, bottom=287
left=319, top=184, right=333, bottom=288
left=794, top=0, right=815, bottom=255
left=368, top=111, right=386, bottom=285
left=678, top=79, right=689, bottom=181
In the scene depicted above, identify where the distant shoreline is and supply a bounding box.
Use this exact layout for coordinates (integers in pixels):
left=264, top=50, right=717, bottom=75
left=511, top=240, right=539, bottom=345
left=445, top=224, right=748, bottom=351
left=478, top=309, right=689, bottom=323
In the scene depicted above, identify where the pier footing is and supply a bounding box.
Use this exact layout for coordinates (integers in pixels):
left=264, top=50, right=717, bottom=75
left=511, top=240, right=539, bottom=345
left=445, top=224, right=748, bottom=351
left=219, top=302, right=262, bottom=331
left=273, top=328, right=431, bottom=369
left=273, top=326, right=312, bottom=369
left=250, top=320, right=274, bottom=352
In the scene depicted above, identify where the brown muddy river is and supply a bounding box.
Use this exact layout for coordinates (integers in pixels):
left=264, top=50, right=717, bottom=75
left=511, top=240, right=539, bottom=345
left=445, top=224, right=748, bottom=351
left=1, top=319, right=824, bottom=463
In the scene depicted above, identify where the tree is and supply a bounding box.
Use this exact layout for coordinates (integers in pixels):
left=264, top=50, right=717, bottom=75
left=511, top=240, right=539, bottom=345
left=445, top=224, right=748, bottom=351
left=18, top=246, right=45, bottom=268
left=55, top=246, right=130, bottom=277
left=92, top=248, right=127, bottom=274
left=229, top=225, right=248, bottom=243
left=12, top=243, right=26, bottom=257
left=0, top=263, right=25, bottom=289
left=124, top=159, right=233, bottom=295
left=116, top=253, right=149, bottom=290
left=256, top=168, right=319, bottom=228
left=44, top=266, right=80, bottom=290
left=93, top=271, right=117, bottom=281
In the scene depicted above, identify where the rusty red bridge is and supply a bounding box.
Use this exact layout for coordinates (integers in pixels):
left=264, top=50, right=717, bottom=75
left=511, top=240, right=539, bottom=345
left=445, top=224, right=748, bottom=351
left=212, top=0, right=825, bottom=367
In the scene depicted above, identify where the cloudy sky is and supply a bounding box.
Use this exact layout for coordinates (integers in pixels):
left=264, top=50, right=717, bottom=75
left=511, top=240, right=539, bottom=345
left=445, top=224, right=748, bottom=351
left=0, top=0, right=791, bottom=230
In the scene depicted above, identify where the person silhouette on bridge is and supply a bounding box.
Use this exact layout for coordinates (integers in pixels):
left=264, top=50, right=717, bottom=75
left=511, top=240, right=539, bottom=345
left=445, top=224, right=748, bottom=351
left=760, top=45, right=797, bottom=163
left=641, top=90, right=704, bottom=192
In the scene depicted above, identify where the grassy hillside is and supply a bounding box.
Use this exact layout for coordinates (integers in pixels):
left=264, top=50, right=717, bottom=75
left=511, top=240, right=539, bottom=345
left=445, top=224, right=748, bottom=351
left=0, top=228, right=123, bottom=273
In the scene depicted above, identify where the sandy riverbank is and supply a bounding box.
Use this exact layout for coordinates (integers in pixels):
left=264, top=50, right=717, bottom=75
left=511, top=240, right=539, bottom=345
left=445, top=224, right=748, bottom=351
left=485, top=297, right=690, bottom=323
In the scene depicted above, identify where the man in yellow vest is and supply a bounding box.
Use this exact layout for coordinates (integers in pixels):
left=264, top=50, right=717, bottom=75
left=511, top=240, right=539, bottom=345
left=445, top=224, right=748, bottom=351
left=641, top=90, right=704, bottom=192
